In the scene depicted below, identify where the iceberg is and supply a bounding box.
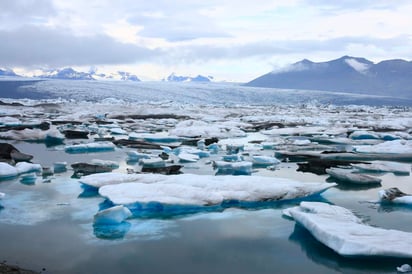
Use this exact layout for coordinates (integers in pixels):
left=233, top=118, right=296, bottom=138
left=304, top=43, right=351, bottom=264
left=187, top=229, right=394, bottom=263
left=178, top=152, right=199, bottom=163
left=15, top=162, right=42, bottom=174
left=139, top=157, right=165, bottom=168
left=252, top=155, right=281, bottom=167
left=0, top=162, right=41, bottom=180
left=284, top=202, right=412, bottom=258
left=79, top=172, right=160, bottom=188
left=93, top=205, right=132, bottom=225
left=126, top=151, right=151, bottom=161
left=354, top=140, right=412, bottom=154
left=325, top=167, right=382, bottom=185
left=98, top=173, right=335, bottom=207
left=351, top=161, right=410, bottom=175
left=90, top=159, right=119, bottom=169
left=213, top=160, right=253, bottom=175
left=65, top=142, right=115, bottom=153
left=0, top=192, right=5, bottom=199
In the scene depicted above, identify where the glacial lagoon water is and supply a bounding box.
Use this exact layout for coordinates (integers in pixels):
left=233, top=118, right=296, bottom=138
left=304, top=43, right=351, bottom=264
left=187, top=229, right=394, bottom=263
left=1, top=80, right=412, bottom=273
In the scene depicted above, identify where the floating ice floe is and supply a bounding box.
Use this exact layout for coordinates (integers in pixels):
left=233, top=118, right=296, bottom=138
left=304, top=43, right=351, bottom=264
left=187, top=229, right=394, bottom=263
left=0, top=128, right=64, bottom=143
left=326, top=167, right=382, bottom=185
left=397, top=264, right=412, bottom=273
left=213, top=160, right=253, bottom=175
left=354, top=140, right=412, bottom=154
left=65, top=142, right=115, bottom=153
left=126, top=151, right=151, bottom=161
left=178, top=152, right=199, bottom=163
left=93, top=205, right=132, bottom=225
left=378, top=188, right=412, bottom=205
left=349, top=130, right=380, bottom=140
left=252, top=156, right=281, bottom=167
left=139, top=157, right=165, bottom=168
left=0, top=192, right=5, bottom=199
left=109, top=127, right=127, bottom=135
left=0, top=162, right=42, bottom=180
left=53, top=161, right=67, bottom=173
left=90, top=159, right=119, bottom=169
left=351, top=161, right=410, bottom=175
left=97, top=173, right=335, bottom=206
left=79, top=172, right=155, bottom=188
left=284, top=202, right=412, bottom=258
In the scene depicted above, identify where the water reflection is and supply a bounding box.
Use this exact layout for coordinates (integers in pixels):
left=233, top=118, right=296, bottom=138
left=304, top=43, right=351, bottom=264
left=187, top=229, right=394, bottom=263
left=289, top=223, right=407, bottom=273
left=93, top=222, right=131, bottom=239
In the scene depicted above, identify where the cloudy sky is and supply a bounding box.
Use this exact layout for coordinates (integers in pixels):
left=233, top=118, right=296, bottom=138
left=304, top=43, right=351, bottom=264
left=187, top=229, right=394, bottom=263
left=1, top=0, right=411, bottom=81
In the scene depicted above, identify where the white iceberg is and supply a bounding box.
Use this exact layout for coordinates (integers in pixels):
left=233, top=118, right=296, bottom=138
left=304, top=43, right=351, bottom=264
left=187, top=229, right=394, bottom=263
left=93, top=205, right=132, bottom=225
left=126, top=151, right=151, bottom=161
left=252, top=156, right=281, bottom=166
left=90, top=159, right=119, bottom=169
left=284, top=202, right=412, bottom=257
left=0, top=192, right=5, bottom=199
left=98, top=173, right=335, bottom=206
left=65, top=142, right=115, bottom=153
left=354, top=140, right=412, bottom=154
left=0, top=162, right=19, bottom=179
left=80, top=172, right=161, bottom=188
left=178, top=152, right=199, bottom=163
left=326, top=167, right=382, bottom=185
left=139, top=157, right=165, bottom=168
left=351, top=161, right=410, bottom=175
left=0, top=162, right=41, bottom=179
left=15, top=162, right=42, bottom=174
left=397, top=264, right=412, bottom=273
left=0, top=128, right=64, bottom=142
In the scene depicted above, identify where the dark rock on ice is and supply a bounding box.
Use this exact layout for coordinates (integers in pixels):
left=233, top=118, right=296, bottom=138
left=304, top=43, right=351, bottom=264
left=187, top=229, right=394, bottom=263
left=0, top=143, right=33, bottom=163
left=63, top=130, right=89, bottom=139
left=141, top=165, right=183, bottom=175
left=297, top=158, right=365, bottom=175
left=71, top=163, right=113, bottom=177
left=379, top=187, right=409, bottom=201
left=0, top=122, right=50, bottom=132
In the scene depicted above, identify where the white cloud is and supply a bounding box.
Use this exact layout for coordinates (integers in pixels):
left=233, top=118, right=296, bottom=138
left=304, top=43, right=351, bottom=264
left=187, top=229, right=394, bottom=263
left=344, top=58, right=371, bottom=73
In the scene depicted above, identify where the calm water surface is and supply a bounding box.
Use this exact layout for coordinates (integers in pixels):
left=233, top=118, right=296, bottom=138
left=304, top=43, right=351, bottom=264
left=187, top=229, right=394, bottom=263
left=0, top=142, right=411, bottom=273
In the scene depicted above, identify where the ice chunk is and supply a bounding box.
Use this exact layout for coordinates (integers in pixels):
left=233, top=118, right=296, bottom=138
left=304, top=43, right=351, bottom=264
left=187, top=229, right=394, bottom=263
left=213, top=160, right=253, bottom=175
left=349, top=130, right=380, bottom=140
left=178, top=152, right=199, bottom=163
left=378, top=187, right=412, bottom=204
left=79, top=173, right=163, bottom=188
left=126, top=151, right=151, bottom=161
left=0, top=192, right=5, bottom=199
left=0, top=162, right=18, bottom=179
left=0, top=128, right=64, bottom=143
left=222, top=155, right=243, bottom=162
left=397, top=264, right=412, bottom=273
left=53, top=161, right=67, bottom=173
left=354, top=140, right=412, bottom=154
left=285, top=202, right=412, bottom=257
left=110, top=127, right=127, bottom=135
left=326, top=167, right=382, bottom=185
left=252, top=156, right=281, bottom=166
left=91, top=159, right=119, bottom=169
left=351, top=161, right=410, bottom=175
left=65, top=142, right=115, bottom=153
left=139, top=157, right=165, bottom=168
left=15, top=162, right=42, bottom=174
left=93, top=205, right=132, bottom=225
left=98, top=174, right=336, bottom=206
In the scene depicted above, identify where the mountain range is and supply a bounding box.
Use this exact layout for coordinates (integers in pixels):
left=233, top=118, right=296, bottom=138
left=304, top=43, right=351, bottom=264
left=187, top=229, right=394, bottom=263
left=163, top=73, right=213, bottom=82
left=246, top=56, right=412, bottom=98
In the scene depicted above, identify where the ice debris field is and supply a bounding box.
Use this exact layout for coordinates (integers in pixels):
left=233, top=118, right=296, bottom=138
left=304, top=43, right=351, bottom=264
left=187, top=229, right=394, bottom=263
left=1, top=80, right=412, bottom=273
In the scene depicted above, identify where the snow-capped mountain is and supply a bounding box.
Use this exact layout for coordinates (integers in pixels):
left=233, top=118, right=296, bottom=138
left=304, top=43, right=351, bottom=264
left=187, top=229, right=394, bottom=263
left=0, top=68, right=19, bottom=77
left=163, top=73, right=213, bottom=82
left=36, top=68, right=140, bottom=81
left=246, top=56, right=412, bottom=98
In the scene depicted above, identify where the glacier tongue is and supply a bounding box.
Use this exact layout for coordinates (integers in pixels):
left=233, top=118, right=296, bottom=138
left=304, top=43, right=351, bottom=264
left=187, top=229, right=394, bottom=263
left=284, top=202, right=412, bottom=258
